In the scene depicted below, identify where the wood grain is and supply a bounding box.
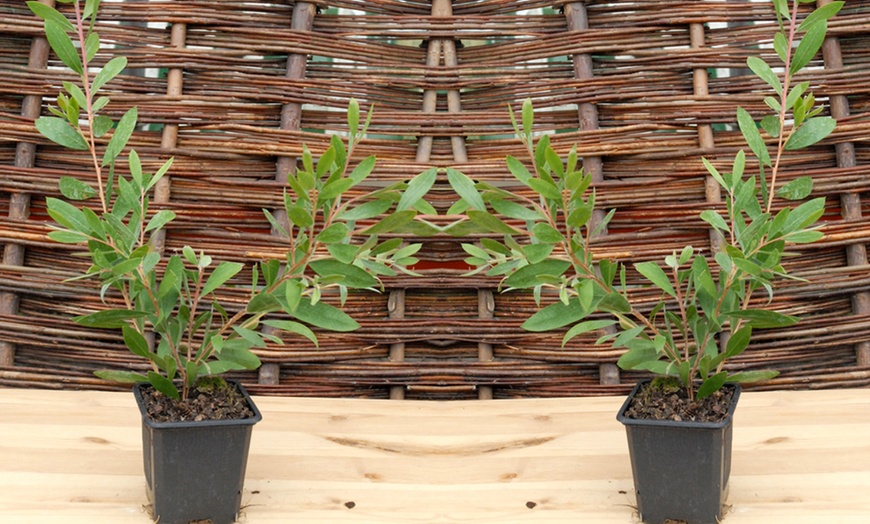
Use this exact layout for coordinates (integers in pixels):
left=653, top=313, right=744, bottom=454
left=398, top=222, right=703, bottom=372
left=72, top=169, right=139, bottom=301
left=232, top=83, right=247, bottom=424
left=1, top=387, right=869, bottom=522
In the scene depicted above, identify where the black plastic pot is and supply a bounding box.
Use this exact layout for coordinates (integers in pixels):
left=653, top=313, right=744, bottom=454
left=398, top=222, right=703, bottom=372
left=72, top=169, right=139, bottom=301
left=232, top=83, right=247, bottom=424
left=616, top=380, right=741, bottom=524
left=133, top=380, right=262, bottom=524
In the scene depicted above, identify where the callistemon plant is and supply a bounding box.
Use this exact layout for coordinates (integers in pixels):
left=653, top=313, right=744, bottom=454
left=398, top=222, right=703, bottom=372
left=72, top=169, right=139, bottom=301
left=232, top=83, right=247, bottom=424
left=29, top=0, right=433, bottom=400
left=447, top=0, right=839, bottom=400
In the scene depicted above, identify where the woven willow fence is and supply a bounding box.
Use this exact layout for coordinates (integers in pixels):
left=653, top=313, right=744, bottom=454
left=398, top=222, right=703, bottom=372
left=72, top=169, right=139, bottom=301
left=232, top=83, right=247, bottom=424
left=1, top=0, right=869, bottom=399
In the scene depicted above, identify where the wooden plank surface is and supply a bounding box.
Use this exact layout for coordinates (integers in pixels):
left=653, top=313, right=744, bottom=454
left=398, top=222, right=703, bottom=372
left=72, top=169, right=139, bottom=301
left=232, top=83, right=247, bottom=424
left=1, top=387, right=869, bottom=523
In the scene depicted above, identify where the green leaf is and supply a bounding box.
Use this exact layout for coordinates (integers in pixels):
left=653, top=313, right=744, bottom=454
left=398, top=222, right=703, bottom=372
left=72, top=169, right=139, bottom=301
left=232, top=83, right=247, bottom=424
left=447, top=168, right=485, bottom=211
left=310, top=259, right=378, bottom=288
left=467, top=209, right=521, bottom=235
left=262, top=319, right=318, bottom=347
left=504, top=259, right=572, bottom=289
left=791, top=20, right=828, bottom=74
left=48, top=230, right=89, bottom=243
left=522, top=299, right=590, bottom=332
left=58, top=176, right=97, bottom=200
left=774, top=32, right=789, bottom=63
left=701, top=157, right=728, bottom=190
left=348, top=155, right=376, bottom=184
left=73, top=309, right=149, bottom=329
left=94, top=370, right=148, bottom=383
left=44, top=20, right=82, bottom=75
left=700, top=209, right=729, bottom=232
left=747, top=56, right=781, bottom=95
left=616, top=344, right=659, bottom=371
left=798, top=2, right=844, bottom=33
left=359, top=209, right=417, bottom=235
left=397, top=168, right=437, bottom=212
left=148, top=371, right=180, bottom=400
left=46, top=197, right=90, bottom=233
left=27, top=2, right=75, bottom=32
left=84, top=31, right=99, bottom=62
left=92, top=55, right=126, bottom=94
left=760, top=115, right=781, bottom=138
left=293, top=299, right=359, bottom=332
left=521, top=98, right=533, bottom=138
left=783, top=197, right=826, bottom=233
left=737, top=107, right=771, bottom=167
left=635, top=261, right=676, bottom=298
left=246, top=291, right=282, bottom=314
left=201, top=261, right=243, bottom=296
left=776, top=176, right=813, bottom=200
left=316, top=222, right=349, bottom=244
left=102, top=107, right=138, bottom=166
left=727, top=309, right=799, bottom=328
left=785, top=117, right=836, bottom=150
left=786, top=82, right=810, bottom=111
left=772, top=0, right=790, bottom=20
left=563, top=320, right=616, bottom=345
left=231, top=326, right=267, bottom=348
left=786, top=230, right=824, bottom=243
left=532, top=222, right=563, bottom=244
left=34, top=117, right=88, bottom=150
left=339, top=199, right=393, bottom=221
left=122, top=325, right=151, bottom=359
left=144, top=209, right=176, bottom=233
left=92, top=115, right=114, bottom=138
left=725, top=325, right=753, bottom=358
left=526, top=177, right=562, bottom=201
left=490, top=198, right=542, bottom=221
left=506, top=155, right=533, bottom=185
left=727, top=370, right=779, bottom=384
left=696, top=372, right=728, bottom=400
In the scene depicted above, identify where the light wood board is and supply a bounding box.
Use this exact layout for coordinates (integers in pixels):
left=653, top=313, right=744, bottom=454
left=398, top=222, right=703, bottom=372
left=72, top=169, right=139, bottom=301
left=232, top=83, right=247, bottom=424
left=1, top=387, right=869, bottom=523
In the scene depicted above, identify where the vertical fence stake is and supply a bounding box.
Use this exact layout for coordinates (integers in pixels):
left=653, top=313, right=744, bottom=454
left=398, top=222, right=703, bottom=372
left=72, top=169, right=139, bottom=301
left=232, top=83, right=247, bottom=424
left=818, top=0, right=870, bottom=366
left=565, top=2, right=619, bottom=386
left=0, top=2, right=54, bottom=367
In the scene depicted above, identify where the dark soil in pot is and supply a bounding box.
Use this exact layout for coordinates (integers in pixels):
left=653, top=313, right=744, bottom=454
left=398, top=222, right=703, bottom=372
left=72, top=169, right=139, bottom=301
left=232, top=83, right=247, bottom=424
left=621, top=377, right=737, bottom=423
left=139, top=378, right=256, bottom=422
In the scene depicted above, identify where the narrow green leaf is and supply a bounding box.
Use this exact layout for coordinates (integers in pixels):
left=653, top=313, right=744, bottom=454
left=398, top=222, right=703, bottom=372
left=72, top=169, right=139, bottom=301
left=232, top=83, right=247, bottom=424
left=339, top=199, right=393, bottom=221
left=776, top=176, right=813, bottom=200
left=46, top=197, right=90, bottom=233
left=91, top=56, right=127, bottom=95
left=359, top=209, right=417, bottom=235
left=504, top=259, right=571, bottom=289
left=532, top=222, right=563, bottom=244
left=246, top=291, right=282, bottom=314
left=58, top=176, right=97, bottom=200
left=725, top=325, right=753, bottom=358
left=760, top=115, right=781, bottom=138
left=727, top=309, right=799, bottom=328
left=696, top=372, right=728, bottom=399
left=523, top=299, right=590, bottom=332
left=747, top=56, right=781, bottom=95
left=727, top=370, right=779, bottom=384
left=44, top=20, right=82, bottom=74
left=563, top=320, right=616, bottom=345
left=785, top=117, right=836, bottom=150
left=700, top=209, right=729, bottom=232
left=102, top=107, right=138, bottom=166
left=348, top=98, right=360, bottom=136
left=799, top=2, right=844, bottom=33
left=491, top=199, right=543, bottom=221
left=35, top=117, right=88, bottom=150
left=348, top=155, right=376, bottom=184
left=73, top=309, right=149, bottom=329
left=737, top=107, right=771, bottom=166
left=526, top=177, right=562, bottom=201
left=397, top=167, right=437, bottom=212
left=201, top=262, right=243, bottom=296
left=262, top=319, right=318, bottom=347
left=94, top=370, right=148, bottom=383
left=27, top=2, right=75, bottom=32
left=447, top=168, right=485, bottom=211
left=521, top=98, right=533, bottom=139
left=310, top=259, right=378, bottom=288
left=774, top=32, right=789, bottom=63
left=148, top=371, right=180, bottom=399
left=635, top=261, right=676, bottom=298
left=144, top=209, right=176, bottom=233
left=122, top=325, right=151, bottom=359
left=316, top=222, right=349, bottom=244
left=506, top=155, right=533, bottom=185
left=293, top=299, right=359, bottom=332
left=467, top=209, right=521, bottom=235
left=791, top=20, right=827, bottom=74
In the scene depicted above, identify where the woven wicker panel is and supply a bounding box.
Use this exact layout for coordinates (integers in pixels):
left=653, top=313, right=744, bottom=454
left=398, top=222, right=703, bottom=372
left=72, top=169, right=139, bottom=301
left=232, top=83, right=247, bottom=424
left=2, top=0, right=870, bottom=398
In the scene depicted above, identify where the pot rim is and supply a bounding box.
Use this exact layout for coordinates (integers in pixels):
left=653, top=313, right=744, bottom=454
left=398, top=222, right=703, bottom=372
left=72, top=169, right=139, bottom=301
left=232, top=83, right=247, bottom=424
left=133, top=379, right=262, bottom=429
left=616, top=379, right=741, bottom=430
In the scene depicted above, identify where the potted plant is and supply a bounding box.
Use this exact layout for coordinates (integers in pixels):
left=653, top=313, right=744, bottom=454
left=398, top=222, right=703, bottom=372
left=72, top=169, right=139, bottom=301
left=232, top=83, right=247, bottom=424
left=28, top=2, right=433, bottom=523
left=446, top=1, right=840, bottom=522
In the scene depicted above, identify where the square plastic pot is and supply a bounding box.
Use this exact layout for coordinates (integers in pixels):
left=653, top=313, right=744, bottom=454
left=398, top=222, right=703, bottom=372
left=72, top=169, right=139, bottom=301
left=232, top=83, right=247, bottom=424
left=616, top=380, right=741, bottom=524
left=133, top=380, right=262, bottom=524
